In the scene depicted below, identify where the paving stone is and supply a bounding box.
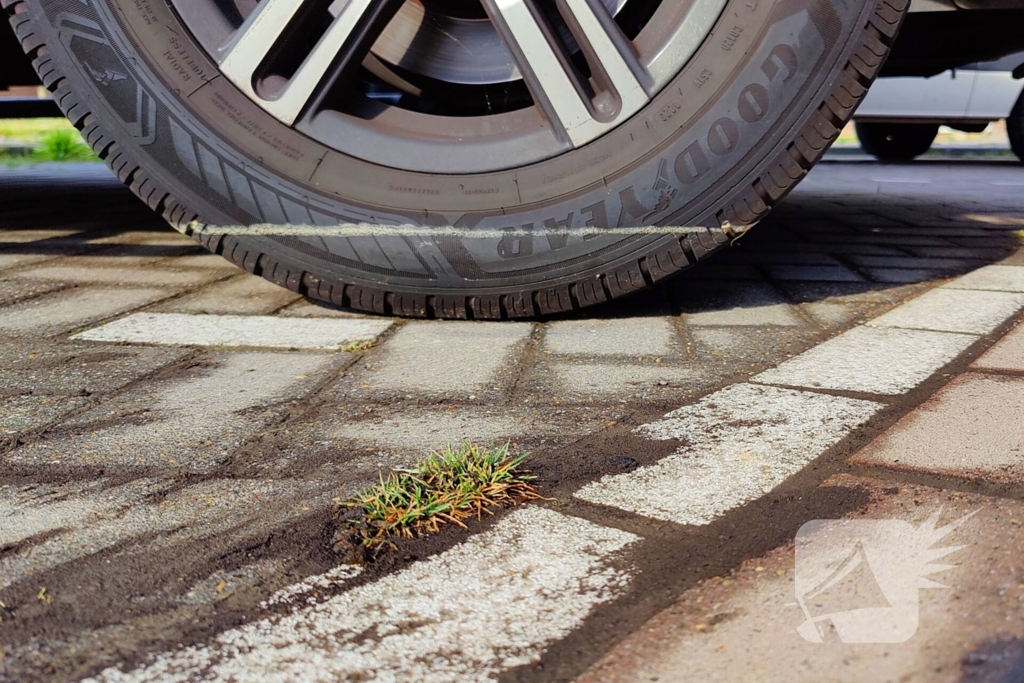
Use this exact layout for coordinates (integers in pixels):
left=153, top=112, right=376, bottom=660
left=154, top=276, right=302, bottom=316
left=278, top=299, right=386, bottom=318
left=846, top=255, right=978, bottom=271
left=543, top=318, right=678, bottom=356
left=534, top=361, right=699, bottom=402
left=866, top=288, right=1024, bottom=335
left=90, top=507, right=639, bottom=683
left=753, top=326, right=977, bottom=395
left=356, top=321, right=532, bottom=398
left=578, top=476, right=1024, bottom=683
left=74, top=312, right=392, bottom=350
left=944, top=264, right=1024, bottom=292
left=0, top=229, right=85, bottom=243
left=316, top=405, right=607, bottom=455
left=802, top=301, right=859, bottom=326
left=0, top=287, right=170, bottom=336
left=0, top=340, right=188, bottom=397
left=9, top=265, right=216, bottom=287
left=764, top=264, right=865, bottom=282
left=850, top=373, right=1024, bottom=483
left=88, top=231, right=194, bottom=246
left=861, top=267, right=950, bottom=284
left=165, top=253, right=239, bottom=269
left=0, top=252, right=62, bottom=271
left=679, top=280, right=804, bottom=327
left=973, top=322, right=1024, bottom=371
left=575, top=384, right=880, bottom=525
left=0, top=278, right=64, bottom=305
left=0, top=395, right=88, bottom=434
left=5, top=352, right=338, bottom=470
left=0, top=478, right=325, bottom=591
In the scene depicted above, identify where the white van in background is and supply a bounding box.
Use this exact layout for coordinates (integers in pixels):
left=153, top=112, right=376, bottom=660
left=854, top=52, right=1024, bottom=162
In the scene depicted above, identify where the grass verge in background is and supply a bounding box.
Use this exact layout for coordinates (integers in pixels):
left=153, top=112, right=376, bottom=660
left=33, top=128, right=95, bottom=161
left=0, top=118, right=98, bottom=165
left=336, top=442, right=543, bottom=558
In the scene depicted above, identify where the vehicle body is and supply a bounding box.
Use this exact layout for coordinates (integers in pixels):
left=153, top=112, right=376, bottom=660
left=854, top=51, right=1024, bottom=160
left=3, top=0, right=1024, bottom=318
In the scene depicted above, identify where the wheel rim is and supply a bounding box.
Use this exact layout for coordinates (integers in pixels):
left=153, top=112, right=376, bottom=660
left=170, top=0, right=727, bottom=173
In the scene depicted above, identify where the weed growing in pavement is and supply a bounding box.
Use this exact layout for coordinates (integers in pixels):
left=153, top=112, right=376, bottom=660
left=33, top=129, right=96, bottom=162
left=336, top=442, right=543, bottom=557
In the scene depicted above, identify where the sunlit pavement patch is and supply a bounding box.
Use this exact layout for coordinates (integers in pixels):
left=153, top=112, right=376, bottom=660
left=88, top=507, right=639, bottom=683
left=574, top=384, right=881, bottom=525
left=865, top=288, right=1024, bottom=335
left=72, top=312, right=393, bottom=350
left=751, top=326, right=978, bottom=395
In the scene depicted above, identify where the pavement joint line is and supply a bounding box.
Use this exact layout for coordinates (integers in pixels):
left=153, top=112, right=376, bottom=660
left=70, top=312, right=395, bottom=350
left=85, top=506, right=641, bottom=683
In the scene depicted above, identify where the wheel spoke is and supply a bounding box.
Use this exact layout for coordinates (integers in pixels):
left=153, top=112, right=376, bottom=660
left=218, top=0, right=403, bottom=126
left=481, top=0, right=650, bottom=146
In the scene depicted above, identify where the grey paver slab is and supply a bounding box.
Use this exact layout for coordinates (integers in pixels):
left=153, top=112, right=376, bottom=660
left=73, top=312, right=392, bottom=350
left=764, top=264, right=865, bottom=282
left=543, top=318, right=678, bottom=356
left=866, top=288, right=1024, bottom=335
left=10, top=265, right=216, bottom=287
left=357, top=321, right=532, bottom=398
left=944, top=264, right=1024, bottom=292
left=0, top=341, right=188, bottom=397
left=681, top=281, right=803, bottom=327
left=0, top=287, right=170, bottom=336
left=0, top=395, right=88, bottom=434
left=5, top=352, right=338, bottom=470
left=850, top=373, right=1024, bottom=483
left=539, top=361, right=698, bottom=400
left=973, top=322, right=1024, bottom=371
left=753, top=326, right=978, bottom=395
left=578, top=476, right=1024, bottom=683
left=154, top=276, right=303, bottom=316
left=0, top=478, right=325, bottom=590
left=575, top=384, right=880, bottom=525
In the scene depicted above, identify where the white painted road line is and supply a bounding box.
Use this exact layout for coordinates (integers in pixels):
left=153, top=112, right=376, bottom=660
left=865, top=288, right=1024, bottom=335
left=72, top=312, right=393, bottom=350
left=89, top=507, right=640, bottom=683
left=751, top=326, right=977, bottom=395
left=575, top=384, right=880, bottom=525
left=944, top=264, right=1024, bottom=293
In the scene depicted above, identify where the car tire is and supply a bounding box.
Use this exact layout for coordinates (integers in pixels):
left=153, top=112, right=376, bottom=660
left=855, top=121, right=939, bottom=162
left=1008, top=92, right=1024, bottom=163
left=4, top=0, right=909, bottom=318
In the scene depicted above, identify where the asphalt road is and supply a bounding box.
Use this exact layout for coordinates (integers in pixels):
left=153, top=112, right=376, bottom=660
left=1, top=159, right=1023, bottom=682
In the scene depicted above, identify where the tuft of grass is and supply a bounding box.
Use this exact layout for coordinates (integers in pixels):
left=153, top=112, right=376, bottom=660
left=33, top=128, right=95, bottom=162
left=338, top=442, right=543, bottom=554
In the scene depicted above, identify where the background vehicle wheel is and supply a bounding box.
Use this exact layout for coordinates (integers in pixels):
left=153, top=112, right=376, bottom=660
left=5, top=0, right=908, bottom=318
left=1008, top=92, right=1024, bottom=163
left=855, top=121, right=939, bottom=162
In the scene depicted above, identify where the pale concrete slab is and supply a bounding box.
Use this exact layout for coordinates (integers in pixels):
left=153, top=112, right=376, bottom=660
left=89, top=507, right=639, bottom=683
left=0, top=229, right=85, bottom=243
left=154, top=276, right=302, bottom=316
left=0, top=478, right=325, bottom=591
left=765, top=264, right=865, bottom=282
left=753, top=326, right=978, bottom=395
left=866, top=288, right=1024, bottom=335
left=973, top=322, right=1024, bottom=371
left=945, top=264, right=1024, bottom=292
left=850, top=373, right=1024, bottom=484
left=543, top=318, right=678, bottom=356
left=575, top=384, right=880, bottom=525
left=0, top=287, right=170, bottom=336
left=0, top=252, right=62, bottom=271
left=357, top=321, right=532, bottom=398
left=578, top=476, right=1024, bottom=683
left=10, top=265, right=216, bottom=287
left=6, top=352, right=338, bottom=470
left=0, top=278, right=64, bottom=305
left=73, top=312, right=392, bottom=350
left=277, top=299, right=368, bottom=318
